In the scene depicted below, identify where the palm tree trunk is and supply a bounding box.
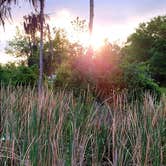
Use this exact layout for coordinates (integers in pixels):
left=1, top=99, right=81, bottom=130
left=87, top=0, right=94, bottom=57
left=47, top=24, right=54, bottom=76
left=89, top=0, right=94, bottom=37
left=38, top=0, right=44, bottom=95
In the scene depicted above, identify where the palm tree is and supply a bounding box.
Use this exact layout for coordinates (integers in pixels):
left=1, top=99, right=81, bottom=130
left=38, top=0, right=44, bottom=95
left=89, top=0, right=94, bottom=38
left=87, top=0, right=94, bottom=57
left=0, top=0, right=45, bottom=95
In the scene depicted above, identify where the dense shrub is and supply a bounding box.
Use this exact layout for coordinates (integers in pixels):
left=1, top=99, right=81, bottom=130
left=54, top=43, right=161, bottom=102
left=12, top=65, right=38, bottom=86
left=122, top=63, right=161, bottom=100
left=0, top=63, right=38, bottom=86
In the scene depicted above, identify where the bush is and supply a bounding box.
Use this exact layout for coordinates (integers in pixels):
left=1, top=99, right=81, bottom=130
left=54, top=62, right=92, bottom=96
left=12, top=65, right=38, bottom=86
left=53, top=43, right=161, bottom=102
left=0, top=63, right=38, bottom=86
left=122, top=63, right=161, bottom=100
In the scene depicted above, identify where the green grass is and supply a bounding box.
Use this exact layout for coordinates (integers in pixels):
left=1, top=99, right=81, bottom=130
left=0, top=86, right=165, bottom=165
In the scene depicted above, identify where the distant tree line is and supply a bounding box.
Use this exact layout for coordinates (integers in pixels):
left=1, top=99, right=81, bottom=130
left=0, top=15, right=165, bottom=101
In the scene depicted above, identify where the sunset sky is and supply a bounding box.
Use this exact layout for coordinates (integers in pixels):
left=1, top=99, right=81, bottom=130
left=0, top=0, right=166, bottom=63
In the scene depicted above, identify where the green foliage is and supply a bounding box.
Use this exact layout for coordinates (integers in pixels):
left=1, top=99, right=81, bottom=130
left=54, top=40, right=161, bottom=101
left=6, top=27, right=71, bottom=76
left=0, top=63, right=38, bottom=86
left=54, top=62, right=72, bottom=88
left=1, top=12, right=166, bottom=165
left=123, top=15, right=166, bottom=85
left=122, top=63, right=161, bottom=99
left=12, top=65, right=38, bottom=86
left=0, top=63, right=14, bottom=85
left=5, top=27, right=30, bottom=58
left=4, top=16, right=165, bottom=100
left=149, top=39, right=166, bottom=85
left=54, top=61, right=90, bottom=95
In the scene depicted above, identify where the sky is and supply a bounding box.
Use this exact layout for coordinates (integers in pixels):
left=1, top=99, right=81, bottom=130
left=0, top=0, right=166, bottom=63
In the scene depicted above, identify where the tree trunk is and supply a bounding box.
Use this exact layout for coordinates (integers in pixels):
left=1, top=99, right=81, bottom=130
left=87, top=0, right=94, bottom=57
left=89, top=0, right=94, bottom=37
left=47, top=24, right=54, bottom=74
left=38, top=0, right=44, bottom=95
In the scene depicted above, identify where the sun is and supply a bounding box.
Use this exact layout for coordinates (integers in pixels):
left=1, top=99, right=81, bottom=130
left=70, top=31, right=105, bottom=50
left=89, top=34, right=105, bottom=50
left=48, top=10, right=106, bottom=50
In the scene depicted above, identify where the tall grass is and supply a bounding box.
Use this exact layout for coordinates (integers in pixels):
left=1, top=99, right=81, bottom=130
left=0, top=86, right=165, bottom=165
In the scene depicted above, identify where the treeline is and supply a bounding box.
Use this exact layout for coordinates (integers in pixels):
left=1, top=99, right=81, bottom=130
left=0, top=15, right=165, bottom=100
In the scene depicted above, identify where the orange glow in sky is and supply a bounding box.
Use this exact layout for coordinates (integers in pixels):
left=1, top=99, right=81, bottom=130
left=48, top=10, right=105, bottom=50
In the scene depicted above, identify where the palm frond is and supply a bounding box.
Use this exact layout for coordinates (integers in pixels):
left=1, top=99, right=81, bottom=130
left=0, top=0, right=41, bottom=27
left=0, top=0, right=39, bottom=7
left=0, top=4, right=11, bottom=27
